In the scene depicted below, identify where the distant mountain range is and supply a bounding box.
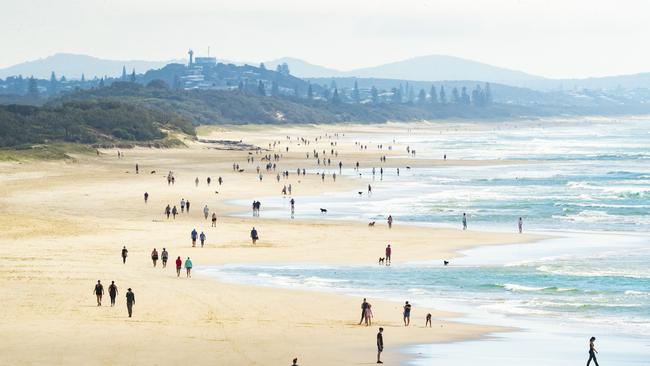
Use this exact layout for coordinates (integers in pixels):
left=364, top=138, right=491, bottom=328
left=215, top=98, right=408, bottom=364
left=3, top=53, right=650, bottom=91
left=0, top=53, right=184, bottom=80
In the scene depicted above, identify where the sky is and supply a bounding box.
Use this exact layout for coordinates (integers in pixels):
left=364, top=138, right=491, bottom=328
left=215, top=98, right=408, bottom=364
left=1, top=0, right=649, bottom=78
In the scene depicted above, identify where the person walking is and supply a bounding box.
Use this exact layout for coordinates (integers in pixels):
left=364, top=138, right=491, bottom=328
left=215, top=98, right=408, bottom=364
left=108, top=281, right=118, bottom=307
left=94, top=280, right=104, bottom=306
left=151, top=248, right=159, bottom=267
left=587, top=337, right=600, bottom=366
left=387, top=215, right=393, bottom=229
left=144, top=192, right=149, bottom=203
left=161, top=248, right=169, bottom=268
left=191, top=229, right=198, bottom=247
left=385, top=245, right=392, bottom=266
left=364, top=303, right=373, bottom=326
left=199, top=231, right=206, bottom=247
left=359, top=298, right=369, bottom=325
left=186, top=200, right=190, bottom=213
left=518, top=217, right=523, bottom=233
left=250, top=227, right=259, bottom=245
left=185, top=257, right=193, bottom=278
left=376, top=327, right=384, bottom=364
left=211, top=213, right=217, bottom=227
left=175, top=256, right=182, bottom=277
left=203, top=205, right=210, bottom=220
left=126, top=288, right=135, bottom=318
left=121, top=246, right=128, bottom=264
left=403, top=301, right=412, bottom=326
left=462, top=213, right=467, bottom=230
left=180, top=198, right=186, bottom=213
left=172, top=206, right=178, bottom=219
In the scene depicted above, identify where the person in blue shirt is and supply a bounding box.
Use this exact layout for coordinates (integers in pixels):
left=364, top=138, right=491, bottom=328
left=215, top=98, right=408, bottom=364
left=191, top=229, right=198, bottom=247
left=199, top=231, right=206, bottom=247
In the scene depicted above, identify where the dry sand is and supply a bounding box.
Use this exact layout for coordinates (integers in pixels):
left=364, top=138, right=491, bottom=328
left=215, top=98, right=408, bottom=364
left=0, top=124, right=542, bottom=365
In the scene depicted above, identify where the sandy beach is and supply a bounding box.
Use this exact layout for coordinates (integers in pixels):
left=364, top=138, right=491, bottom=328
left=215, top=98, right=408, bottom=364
left=0, top=124, right=541, bottom=365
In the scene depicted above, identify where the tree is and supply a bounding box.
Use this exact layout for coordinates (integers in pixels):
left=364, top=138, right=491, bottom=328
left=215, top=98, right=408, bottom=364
left=439, top=86, right=446, bottom=104
left=485, top=83, right=493, bottom=104
left=28, top=76, right=38, bottom=98
left=417, top=89, right=427, bottom=104
left=451, top=87, right=460, bottom=104
left=461, top=86, right=470, bottom=105
left=271, top=80, right=279, bottom=96
left=430, top=85, right=438, bottom=104
left=352, top=81, right=360, bottom=104
left=276, top=63, right=290, bottom=75
left=307, top=83, right=313, bottom=100
left=391, top=87, right=402, bottom=103
left=173, top=75, right=182, bottom=90
left=50, top=71, right=58, bottom=94
left=371, top=86, right=379, bottom=104
left=238, top=80, right=244, bottom=92
left=121, top=66, right=127, bottom=81
left=146, top=79, right=169, bottom=89
left=257, top=81, right=266, bottom=96
left=331, top=88, right=341, bottom=104
left=99, top=78, right=105, bottom=88
left=322, top=86, right=331, bottom=101
left=130, top=69, right=136, bottom=83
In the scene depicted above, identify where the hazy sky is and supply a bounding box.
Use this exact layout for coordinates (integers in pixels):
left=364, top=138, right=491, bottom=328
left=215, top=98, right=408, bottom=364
left=1, top=0, right=649, bottom=78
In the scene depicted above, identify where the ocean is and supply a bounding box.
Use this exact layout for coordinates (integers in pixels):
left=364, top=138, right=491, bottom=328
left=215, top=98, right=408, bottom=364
left=205, top=118, right=650, bottom=364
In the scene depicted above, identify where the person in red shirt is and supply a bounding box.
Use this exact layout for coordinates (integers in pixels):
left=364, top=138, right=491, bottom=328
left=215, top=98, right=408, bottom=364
left=385, top=245, right=392, bottom=266
left=175, top=256, right=182, bottom=277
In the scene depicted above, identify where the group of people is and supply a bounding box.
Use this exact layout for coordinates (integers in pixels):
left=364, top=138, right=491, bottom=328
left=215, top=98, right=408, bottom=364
left=190, top=229, right=207, bottom=247
left=93, top=280, right=136, bottom=317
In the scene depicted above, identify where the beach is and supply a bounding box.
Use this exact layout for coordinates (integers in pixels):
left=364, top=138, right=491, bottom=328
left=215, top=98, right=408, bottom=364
left=0, top=123, right=540, bottom=365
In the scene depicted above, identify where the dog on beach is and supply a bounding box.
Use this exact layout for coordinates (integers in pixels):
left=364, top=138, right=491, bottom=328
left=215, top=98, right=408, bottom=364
left=443, top=260, right=449, bottom=266
left=150, top=170, right=156, bottom=174
left=320, top=208, right=328, bottom=213
left=378, top=257, right=385, bottom=265
left=368, top=221, right=376, bottom=227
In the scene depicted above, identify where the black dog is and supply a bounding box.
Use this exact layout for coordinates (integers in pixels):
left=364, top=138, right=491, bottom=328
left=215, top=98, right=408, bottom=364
left=378, top=257, right=385, bottom=265
left=368, top=221, right=376, bottom=227
left=443, top=260, right=449, bottom=266
left=320, top=208, right=328, bottom=213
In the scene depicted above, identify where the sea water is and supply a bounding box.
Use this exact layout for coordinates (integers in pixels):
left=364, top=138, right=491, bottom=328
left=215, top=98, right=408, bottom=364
left=211, top=118, right=650, bottom=364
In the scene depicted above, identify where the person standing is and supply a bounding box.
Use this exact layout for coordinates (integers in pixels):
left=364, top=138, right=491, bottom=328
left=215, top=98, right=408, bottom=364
left=144, top=192, right=149, bottom=203
left=364, top=304, right=373, bottom=326
left=199, top=231, right=206, bottom=247
left=376, top=327, right=384, bottom=364
left=195, top=177, right=199, bottom=187
left=94, top=280, right=104, bottom=306
left=359, top=298, right=369, bottom=325
left=185, top=257, right=193, bottom=278
left=151, top=248, right=159, bottom=267
left=387, top=215, right=393, bottom=229
left=121, top=246, right=128, bottom=264
left=175, top=256, right=182, bottom=277
left=126, top=288, right=135, bottom=318
left=172, top=206, right=178, bottom=219
left=462, top=213, right=467, bottom=230
left=191, top=229, right=198, bottom=247
left=385, top=245, right=392, bottom=266
left=108, top=281, right=118, bottom=307
left=186, top=200, right=190, bottom=213
left=161, top=248, right=169, bottom=268
left=135, top=163, right=139, bottom=174
left=180, top=198, right=186, bottom=213
left=403, top=301, right=411, bottom=326
left=203, top=205, right=209, bottom=220
left=211, top=213, right=217, bottom=227
left=518, top=217, right=523, bottom=233
left=587, top=337, right=600, bottom=366
left=250, top=227, right=259, bottom=245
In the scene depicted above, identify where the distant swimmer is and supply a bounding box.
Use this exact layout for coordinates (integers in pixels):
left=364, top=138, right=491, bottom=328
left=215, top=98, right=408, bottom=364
left=518, top=217, right=523, bottom=233
left=121, top=246, right=128, bottom=264
left=94, top=280, right=104, bottom=306
left=462, top=213, right=467, bottom=230
left=126, top=288, right=135, bottom=318
left=251, top=227, right=259, bottom=244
